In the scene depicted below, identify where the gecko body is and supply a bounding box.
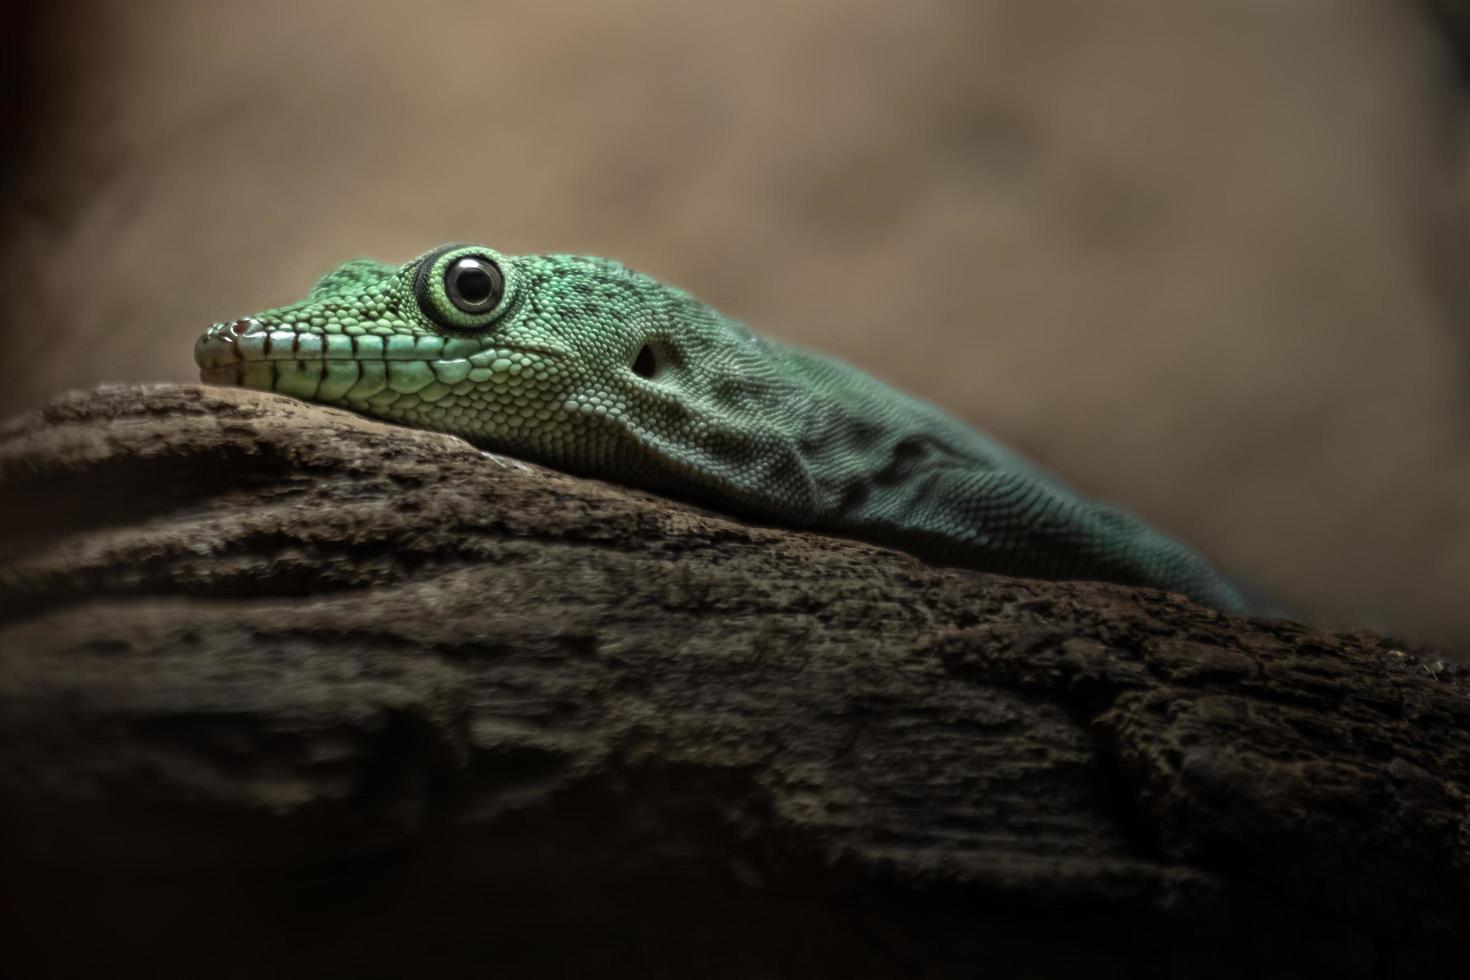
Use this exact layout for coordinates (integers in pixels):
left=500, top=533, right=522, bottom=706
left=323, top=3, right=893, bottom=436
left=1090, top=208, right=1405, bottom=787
left=195, top=243, right=1259, bottom=613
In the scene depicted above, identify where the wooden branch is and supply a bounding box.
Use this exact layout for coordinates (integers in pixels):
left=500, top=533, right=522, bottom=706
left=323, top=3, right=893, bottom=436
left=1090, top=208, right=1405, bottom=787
left=2, top=384, right=1467, bottom=979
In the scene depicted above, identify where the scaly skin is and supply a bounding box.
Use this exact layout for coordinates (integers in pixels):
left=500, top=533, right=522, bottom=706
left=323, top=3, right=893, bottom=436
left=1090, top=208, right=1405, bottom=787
left=195, top=242, right=1257, bottom=613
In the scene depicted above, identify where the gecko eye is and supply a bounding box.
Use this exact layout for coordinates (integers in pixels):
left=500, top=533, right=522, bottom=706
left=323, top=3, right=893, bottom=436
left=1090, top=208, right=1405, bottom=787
left=415, top=244, right=515, bottom=331
left=445, top=256, right=504, bottom=313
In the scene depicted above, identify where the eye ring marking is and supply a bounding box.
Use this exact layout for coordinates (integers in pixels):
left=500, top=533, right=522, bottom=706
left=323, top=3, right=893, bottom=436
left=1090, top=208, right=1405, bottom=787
left=445, top=255, right=504, bottom=313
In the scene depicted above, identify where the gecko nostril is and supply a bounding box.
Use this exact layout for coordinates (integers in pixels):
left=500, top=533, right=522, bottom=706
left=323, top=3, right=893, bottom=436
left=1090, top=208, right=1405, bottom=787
left=227, top=317, right=258, bottom=337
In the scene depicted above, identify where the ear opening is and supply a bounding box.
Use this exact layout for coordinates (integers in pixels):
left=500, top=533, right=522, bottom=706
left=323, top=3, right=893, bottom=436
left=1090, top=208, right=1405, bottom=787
left=632, top=343, right=658, bottom=379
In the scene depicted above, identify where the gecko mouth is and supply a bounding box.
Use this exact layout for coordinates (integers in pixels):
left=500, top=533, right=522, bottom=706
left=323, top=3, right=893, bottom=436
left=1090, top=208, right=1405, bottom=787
left=194, top=318, right=564, bottom=397
left=199, top=363, right=244, bottom=385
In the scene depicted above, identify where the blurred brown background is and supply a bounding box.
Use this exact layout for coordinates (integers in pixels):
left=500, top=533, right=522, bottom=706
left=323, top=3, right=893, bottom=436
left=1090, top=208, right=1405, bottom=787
left=4, top=1, right=1469, bottom=643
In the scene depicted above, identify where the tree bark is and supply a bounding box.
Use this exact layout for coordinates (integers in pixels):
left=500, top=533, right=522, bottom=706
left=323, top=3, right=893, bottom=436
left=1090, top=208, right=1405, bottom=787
left=1, top=384, right=1467, bottom=979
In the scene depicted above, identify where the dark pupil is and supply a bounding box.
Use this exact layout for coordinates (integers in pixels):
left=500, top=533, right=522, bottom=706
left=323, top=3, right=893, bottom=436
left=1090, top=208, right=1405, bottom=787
left=456, top=267, right=494, bottom=304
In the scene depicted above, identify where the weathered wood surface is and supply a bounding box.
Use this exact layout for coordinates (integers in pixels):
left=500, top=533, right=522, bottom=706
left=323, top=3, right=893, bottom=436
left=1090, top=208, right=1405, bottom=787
left=1, top=384, right=1468, bottom=979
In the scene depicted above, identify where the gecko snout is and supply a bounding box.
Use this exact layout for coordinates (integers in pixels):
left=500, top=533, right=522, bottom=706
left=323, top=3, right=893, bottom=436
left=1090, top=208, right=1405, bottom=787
left=195, top=319, right=262, bottom=383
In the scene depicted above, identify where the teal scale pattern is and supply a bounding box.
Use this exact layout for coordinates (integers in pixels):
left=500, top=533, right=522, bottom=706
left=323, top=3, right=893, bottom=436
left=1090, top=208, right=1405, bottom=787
left=195, top=243, right=1257, bottom=614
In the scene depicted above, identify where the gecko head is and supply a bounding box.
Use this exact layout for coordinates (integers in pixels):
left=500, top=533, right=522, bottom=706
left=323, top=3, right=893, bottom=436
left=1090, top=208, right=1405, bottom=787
left=195, top=243, right=818, bottom=515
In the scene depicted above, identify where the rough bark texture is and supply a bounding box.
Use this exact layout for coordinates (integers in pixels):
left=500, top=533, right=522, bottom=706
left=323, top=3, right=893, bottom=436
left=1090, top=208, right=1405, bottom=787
left=1, top=384, right=1468, bottom=979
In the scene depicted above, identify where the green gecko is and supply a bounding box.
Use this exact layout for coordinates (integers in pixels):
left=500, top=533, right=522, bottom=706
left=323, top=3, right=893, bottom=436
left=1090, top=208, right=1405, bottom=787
left=195, top=242, right=1263, bottom=614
